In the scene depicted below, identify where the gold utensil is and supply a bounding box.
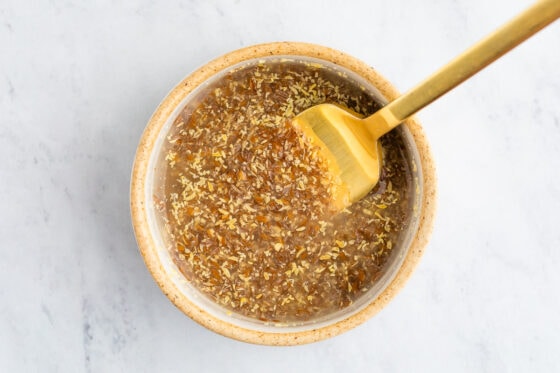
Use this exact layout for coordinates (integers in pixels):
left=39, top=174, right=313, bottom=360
left=292, top=0, right=560, bottom=208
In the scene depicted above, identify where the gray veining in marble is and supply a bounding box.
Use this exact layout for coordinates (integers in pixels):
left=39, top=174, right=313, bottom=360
left=1, top=0, right=560, bottom=372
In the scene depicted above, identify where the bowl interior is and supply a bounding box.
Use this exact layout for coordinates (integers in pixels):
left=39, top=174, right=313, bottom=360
left=141, top=55, right=423, bottom=333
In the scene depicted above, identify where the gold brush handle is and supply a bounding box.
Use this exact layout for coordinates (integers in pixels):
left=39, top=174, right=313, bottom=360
left=366, top=0, right=560, bottom=136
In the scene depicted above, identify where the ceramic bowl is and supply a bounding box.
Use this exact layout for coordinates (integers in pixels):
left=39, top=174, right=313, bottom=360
left=130, top=42, right=436, bottom=345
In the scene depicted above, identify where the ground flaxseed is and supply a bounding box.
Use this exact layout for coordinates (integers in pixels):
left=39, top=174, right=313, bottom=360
left=155, top=58, right=413, bottom=323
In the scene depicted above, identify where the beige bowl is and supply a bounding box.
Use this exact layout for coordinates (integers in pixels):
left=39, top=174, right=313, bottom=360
left=130, top=42, right=436, bottom=345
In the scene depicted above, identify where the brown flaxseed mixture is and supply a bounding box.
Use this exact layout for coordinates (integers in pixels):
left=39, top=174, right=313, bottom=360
left=156, top=58, right=413, bottom=323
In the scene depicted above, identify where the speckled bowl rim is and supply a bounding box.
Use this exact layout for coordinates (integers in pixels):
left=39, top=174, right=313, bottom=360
left=130, top=42, right=437, bottom=346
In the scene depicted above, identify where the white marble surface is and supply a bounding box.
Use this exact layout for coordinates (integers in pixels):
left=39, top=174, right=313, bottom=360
left=1, top=0, right=560, bottom=371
